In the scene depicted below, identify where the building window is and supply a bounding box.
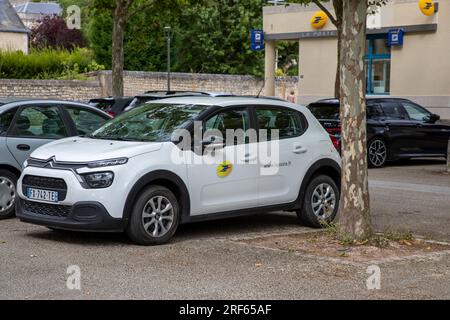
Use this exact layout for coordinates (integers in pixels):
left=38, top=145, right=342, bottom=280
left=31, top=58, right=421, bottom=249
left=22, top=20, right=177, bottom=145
left=365, top=35, right=391, bottom=95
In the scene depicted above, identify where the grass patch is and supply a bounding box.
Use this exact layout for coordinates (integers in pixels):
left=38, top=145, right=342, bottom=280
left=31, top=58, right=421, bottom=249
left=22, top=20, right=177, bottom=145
left=320, top=221, right=415, bottom=248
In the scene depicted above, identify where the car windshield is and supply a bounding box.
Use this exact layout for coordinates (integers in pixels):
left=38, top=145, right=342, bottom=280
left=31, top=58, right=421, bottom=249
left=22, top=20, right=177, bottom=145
left=308, top=104, right=340, bottom=120
left=89, top=103, right=205, bottom=142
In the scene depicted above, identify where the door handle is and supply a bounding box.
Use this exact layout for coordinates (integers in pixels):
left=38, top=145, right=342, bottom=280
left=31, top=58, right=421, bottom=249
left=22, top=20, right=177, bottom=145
left=293, top=146, right=307, bottom=154
left=16, top=144, right=31, bottom=151
left=241, top=153, right=257, bottom=162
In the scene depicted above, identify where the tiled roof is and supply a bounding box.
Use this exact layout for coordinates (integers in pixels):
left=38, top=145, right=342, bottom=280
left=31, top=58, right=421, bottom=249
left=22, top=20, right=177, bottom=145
left=0, top=0, right=29, bottom=33
left=14, top=2, right=62, bottom=15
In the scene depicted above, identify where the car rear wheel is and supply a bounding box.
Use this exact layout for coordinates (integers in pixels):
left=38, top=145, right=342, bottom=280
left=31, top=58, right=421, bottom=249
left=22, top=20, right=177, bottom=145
left=126, top=185, right=180, bottom=246
left=297, top=175, right=339, bottom=228
left=0, top=169, right=18, bottom=220
left=368, top=138, right=388, bottom=168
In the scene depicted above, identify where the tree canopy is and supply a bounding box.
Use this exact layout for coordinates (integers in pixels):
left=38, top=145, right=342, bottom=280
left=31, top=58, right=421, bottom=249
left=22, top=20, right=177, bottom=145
left=66, top=0, right=298, bottom=76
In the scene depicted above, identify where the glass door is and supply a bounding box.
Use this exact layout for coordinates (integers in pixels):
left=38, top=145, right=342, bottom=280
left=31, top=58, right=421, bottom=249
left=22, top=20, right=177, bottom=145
left=365, top=35, right=391, bottom=95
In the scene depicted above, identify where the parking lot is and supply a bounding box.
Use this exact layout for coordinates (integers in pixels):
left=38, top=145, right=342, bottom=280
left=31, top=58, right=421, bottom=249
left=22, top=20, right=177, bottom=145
left=0, top=159, right=449, bottom=299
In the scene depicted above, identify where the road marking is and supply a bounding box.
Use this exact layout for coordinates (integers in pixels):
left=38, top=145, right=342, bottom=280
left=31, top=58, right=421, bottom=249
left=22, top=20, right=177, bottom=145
left=369, top=180, right=450, bottom=195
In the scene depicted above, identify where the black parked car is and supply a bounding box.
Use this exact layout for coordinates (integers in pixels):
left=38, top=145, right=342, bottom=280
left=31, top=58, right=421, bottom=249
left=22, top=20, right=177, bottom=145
left=124, top=90, right=234, bottom=112
left=88, top=97, right=134, bottom=117
left=90, top=91, right=233, bottom=117
left=307, top=98, right=450, bottom=168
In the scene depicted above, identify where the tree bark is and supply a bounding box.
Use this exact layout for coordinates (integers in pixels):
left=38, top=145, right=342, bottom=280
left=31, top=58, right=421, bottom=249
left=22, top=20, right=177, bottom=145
left=112, top=0, right=133, bottom=97
left=337, top=0, right=372, bottom=239
left=332, top=0, right=343, bottom=99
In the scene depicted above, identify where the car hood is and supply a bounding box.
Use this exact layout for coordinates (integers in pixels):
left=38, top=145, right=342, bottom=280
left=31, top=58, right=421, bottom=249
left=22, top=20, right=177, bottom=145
left=30, top=137, right=163, bottom=163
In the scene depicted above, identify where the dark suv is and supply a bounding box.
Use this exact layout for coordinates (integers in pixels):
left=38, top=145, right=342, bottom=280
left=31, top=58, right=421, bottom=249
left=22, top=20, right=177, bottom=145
left=307, top=98, right=450, bottom=168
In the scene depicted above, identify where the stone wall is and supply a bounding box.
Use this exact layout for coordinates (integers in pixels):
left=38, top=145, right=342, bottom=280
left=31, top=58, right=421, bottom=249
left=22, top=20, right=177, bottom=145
left=0, top=79, right=101, bottom=102
left=90, top=71, right=300, bottom=101
left=0, top=71, right=299, bottom=103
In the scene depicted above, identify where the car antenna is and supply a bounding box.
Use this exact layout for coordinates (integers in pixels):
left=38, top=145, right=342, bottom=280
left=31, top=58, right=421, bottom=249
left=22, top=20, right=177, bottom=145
left=256, top=78, right=265, bottom=98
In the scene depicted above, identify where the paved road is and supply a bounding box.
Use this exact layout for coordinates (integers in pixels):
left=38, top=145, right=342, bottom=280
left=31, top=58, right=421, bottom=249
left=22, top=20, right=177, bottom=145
left=0, top=158, right=449, bottom=299
left=369, top=159, right=450, bottom=241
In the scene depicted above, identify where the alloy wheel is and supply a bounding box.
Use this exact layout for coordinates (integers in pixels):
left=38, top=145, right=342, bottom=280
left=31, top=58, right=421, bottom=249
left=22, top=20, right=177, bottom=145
left=141, top=195, right=175, bottom=238
left=368, top=139, right=387, bottom=167
left=0, top=176, right=16, bottom=213
left=311, top=183, right=336, bottom=220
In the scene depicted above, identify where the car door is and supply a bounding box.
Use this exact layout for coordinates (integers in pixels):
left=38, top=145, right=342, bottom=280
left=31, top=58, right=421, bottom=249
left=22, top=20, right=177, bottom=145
left=0, top=107, right=20, bottom=168
left=255, top=106, right=310, bottom=207
left=63, top=105, right=110, bottom=136
left=401, top=101, right=450, bottom=155
left=185, top=106, right=259, bottom=216
left=366, top=103, right=385, bottom=140
left=379, top=101, right=423, bottom=157
left=6, top=104, right=69, bottom=168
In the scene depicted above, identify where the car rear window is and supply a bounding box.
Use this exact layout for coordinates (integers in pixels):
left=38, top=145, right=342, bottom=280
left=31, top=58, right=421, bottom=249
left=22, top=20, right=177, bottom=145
left=308, top=104, right=340, bottom=120
left=89, top=100, right=114, bottom=111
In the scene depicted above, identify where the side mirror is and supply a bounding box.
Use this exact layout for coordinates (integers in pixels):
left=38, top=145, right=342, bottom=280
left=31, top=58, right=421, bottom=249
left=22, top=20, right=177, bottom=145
left=426, top=113, right=440, bottom=123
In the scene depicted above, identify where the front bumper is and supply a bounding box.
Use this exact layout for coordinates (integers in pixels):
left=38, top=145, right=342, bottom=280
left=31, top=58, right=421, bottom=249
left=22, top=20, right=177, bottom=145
left=16, top=198, right=124, bottom=232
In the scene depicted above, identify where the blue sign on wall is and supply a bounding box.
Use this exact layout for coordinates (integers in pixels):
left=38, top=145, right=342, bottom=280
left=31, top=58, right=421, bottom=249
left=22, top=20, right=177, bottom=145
left=251, top=29, right=265, bottom=51
left=388, top=29, right=404, bottom=47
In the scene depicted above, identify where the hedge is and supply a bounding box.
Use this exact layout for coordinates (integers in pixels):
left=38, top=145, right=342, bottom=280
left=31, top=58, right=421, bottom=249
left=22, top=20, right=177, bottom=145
left=0, top=48, right=104, bottom=80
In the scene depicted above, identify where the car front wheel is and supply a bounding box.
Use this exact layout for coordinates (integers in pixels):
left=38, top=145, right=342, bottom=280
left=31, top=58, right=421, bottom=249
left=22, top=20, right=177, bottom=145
left=0, top=169, right=18, bottom=220
left=126, top=185, right=180, bottom=245
left=297, top=175, right=339, bottom=228
left=368, top=138, right=388, bottom=168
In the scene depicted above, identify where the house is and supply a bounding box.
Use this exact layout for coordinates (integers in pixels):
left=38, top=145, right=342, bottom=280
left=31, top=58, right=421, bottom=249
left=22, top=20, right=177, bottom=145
left=263, top=0, right=450, bottom=119
left=0, top=0, right=29, bottom=53
left=14, top=1, right=62, bottom=29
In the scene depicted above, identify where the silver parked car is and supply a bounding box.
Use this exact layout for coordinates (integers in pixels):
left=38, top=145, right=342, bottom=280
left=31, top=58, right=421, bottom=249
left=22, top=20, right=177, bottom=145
left=0, top=99, right=111, bottom=219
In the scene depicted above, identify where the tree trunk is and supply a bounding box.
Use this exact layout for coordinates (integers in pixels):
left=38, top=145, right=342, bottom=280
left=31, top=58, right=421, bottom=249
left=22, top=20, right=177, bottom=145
left=112, top=0, right=133, bottom=97
left=337, top=0, right=372, bottom=239
left=334, top=28, right=341, bottom=99
left=332, top=0, right=343, bottom=99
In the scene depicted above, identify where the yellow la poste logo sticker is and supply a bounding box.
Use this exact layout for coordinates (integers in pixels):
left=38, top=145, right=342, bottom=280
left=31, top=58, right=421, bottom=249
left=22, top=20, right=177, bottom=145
left=418, top=0, right=435, bottom=16
left=217, top=161, right=233, bottom=178
left=311, top=11, right=328, bottom=29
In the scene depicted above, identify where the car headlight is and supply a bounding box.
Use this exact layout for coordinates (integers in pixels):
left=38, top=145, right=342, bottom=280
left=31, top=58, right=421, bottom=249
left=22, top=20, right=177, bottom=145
left=87, top=158, right=128, bottom=168
left=82, top=172, right=114, bottom=189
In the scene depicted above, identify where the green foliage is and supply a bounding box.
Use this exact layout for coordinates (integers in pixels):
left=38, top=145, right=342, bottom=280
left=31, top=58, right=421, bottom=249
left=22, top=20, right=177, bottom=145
left=85, top=0, right=184, bottom=71
left=86, top=8, right=113, bottom=69
left=28, top=0, right=301, bottom=77
left=0, top=48, right=104, bottom=80
left=82, top=0, right=267, bottom=76
left=173, top=0, right=266, bottom=76
left=276, top=41, right=299, bottom=76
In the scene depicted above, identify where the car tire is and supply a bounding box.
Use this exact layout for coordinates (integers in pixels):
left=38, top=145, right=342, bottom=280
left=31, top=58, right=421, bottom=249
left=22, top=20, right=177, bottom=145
left=297, top=175, right=339, bottom=228
left=126, top=185, right=180, bottom=246
left=0, top=169, right=18, bottom=220
left=368, top=138, right=388, bottom=168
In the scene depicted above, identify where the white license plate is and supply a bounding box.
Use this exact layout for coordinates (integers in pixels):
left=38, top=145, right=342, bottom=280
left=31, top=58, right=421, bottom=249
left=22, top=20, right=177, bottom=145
left=27, top=188, right=59, bottom=203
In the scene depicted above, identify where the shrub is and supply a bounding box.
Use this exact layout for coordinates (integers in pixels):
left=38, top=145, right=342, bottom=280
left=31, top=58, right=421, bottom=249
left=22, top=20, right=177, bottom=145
left=31, top=16, right=85, bottom=51
left=0, top=48, right=104, bottom=80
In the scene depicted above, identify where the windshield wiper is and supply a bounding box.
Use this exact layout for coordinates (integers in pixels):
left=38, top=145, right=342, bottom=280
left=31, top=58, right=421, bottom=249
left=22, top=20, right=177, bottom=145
left=83, top=134, right=148, bottom=142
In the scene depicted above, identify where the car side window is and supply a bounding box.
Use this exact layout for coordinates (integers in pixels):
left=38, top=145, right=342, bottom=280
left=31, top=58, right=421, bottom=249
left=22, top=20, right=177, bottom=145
left=66, top=107, right=109, bottom=135
left=14, top=105, right=68, bottom=138
left=256, top=107, right=303, bottom=141
left=381, top=102, right=407, bottom=120
left=204, top=108, right=249, bottom=145
left=402, top=102, right=431, bottom=122
left=367, top=104, right=384, bottom=120
left=0, top=108, right=17, bottom=135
